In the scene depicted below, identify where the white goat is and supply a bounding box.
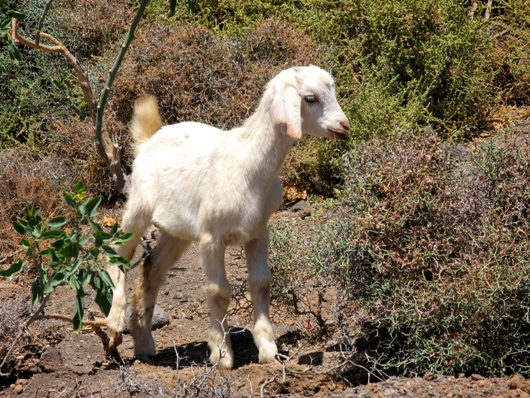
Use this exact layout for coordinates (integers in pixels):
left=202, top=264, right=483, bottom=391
left=105, top=65, right=349, bottom=370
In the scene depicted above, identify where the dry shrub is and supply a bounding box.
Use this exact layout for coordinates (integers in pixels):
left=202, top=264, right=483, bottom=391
left=335, top=128, right=530, bottom=377
left=489, top=0, right=530, bottom=106
left=107, top=18, right=322, bottom=167
left=271, top=126, right=530, bottom=378
left=0, top=292, right=64, bottom=379
left=0, top=117, right=119, bottom=260
left=0, top=150, right=71, bottom=259
left=55, top=0, right=134, bottom=58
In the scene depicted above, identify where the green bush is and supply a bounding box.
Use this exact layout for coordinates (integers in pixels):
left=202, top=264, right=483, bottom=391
left=271, top=129, right=530, bottom=377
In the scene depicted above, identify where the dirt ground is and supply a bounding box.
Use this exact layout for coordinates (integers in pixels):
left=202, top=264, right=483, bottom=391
left=2, top=206, right=530, bottom=397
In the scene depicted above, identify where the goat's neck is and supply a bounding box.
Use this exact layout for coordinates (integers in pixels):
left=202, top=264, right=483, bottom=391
left=236, top=107, right=293, bottom=189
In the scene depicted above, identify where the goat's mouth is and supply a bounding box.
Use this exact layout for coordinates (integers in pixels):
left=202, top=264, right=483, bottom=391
left=327, top=128, right=350, bottom=140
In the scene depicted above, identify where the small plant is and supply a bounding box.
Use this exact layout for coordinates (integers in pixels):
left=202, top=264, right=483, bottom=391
left=0, top=182, right=132, bottom=373
left=0, top=181, right=131, bottom=331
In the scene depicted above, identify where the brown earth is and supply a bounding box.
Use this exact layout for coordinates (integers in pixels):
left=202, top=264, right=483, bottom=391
left=2, top=206, right=530, bottom=397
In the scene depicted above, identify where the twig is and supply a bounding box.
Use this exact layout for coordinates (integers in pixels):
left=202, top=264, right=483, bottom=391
left=38, top=313, right=107, bottom=327
left=94, top=0, right=150, bottom=192
left=260, top=376, right=277, bottom=398
left=0, top=294, right=51, bottom=375
left=35, top=0, right=54, bottom=46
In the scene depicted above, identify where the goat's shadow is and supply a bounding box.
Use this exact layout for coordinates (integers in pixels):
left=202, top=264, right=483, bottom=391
left=144, top=327, right=260, bottom=369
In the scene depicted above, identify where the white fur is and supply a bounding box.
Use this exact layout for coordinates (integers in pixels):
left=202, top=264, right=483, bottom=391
left=105, top=65, right=349, bottom=370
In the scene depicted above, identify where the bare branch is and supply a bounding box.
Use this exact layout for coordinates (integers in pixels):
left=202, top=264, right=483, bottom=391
left=35, top=0, right=55, bottom=46
left=11, top=19, right=97, bottom=121
left=11, top=15, right=125, bottom=190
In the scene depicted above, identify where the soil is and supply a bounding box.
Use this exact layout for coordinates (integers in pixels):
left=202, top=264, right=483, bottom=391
left=2, top=204, right=530, bottom=397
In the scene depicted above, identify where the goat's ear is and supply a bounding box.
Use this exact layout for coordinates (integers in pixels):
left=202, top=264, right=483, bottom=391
left=271, top=85, right=302, bottom=140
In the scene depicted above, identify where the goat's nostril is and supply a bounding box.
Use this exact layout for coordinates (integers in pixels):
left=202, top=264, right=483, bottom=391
left=341, top=120, right=350, bottom=132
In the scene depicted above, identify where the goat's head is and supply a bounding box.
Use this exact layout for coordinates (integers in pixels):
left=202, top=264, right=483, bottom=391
left=270, top=65, right=350, bottom=141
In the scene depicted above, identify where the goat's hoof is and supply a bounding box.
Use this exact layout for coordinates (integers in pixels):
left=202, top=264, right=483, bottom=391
left=217, top=356, right=234, bottom=370
left=258, top=343, right=278, bottom=364
left=109, top=332, right=123, bottom=350
left=135, top=353, right=155, bottom=363
left=210, top=351, right=234, bottom=370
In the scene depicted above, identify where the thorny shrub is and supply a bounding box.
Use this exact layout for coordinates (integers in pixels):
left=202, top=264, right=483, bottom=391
left=0, top=294, right=63, bottom=381
left=0, top=119, right=117, bottom=264
left=56, top=0, right=134, bottom=59
left=270, top=127, right=530, bottom=378
left=107, top=18, right=322, bottom=169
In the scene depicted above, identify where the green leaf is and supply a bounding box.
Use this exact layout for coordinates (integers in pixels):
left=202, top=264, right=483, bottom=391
left=0, top=18, right=10, bottom=35
left=60, top=242, right=78, bottom=259
left=73, top=181, right=88, bottom=195
left=94, top=288, right=112, bottom=316
left=101, top=245, right=119, bottom=257
left=79, top=235, right=89, bottom=246
left=40, top=229, right=65, bottom=240
left=0, top=260, right=25, bottom=277
left=18, top=239, right=30, bottom=248
left=13, top=221, right=26, bottom=235
left=67, top=258, right=82, bottom=277
left=94, top=231, right=103, bottom=248
left=8, top=9, right=26, bottom=19
left=48, top=216, right=67, bottom=229
left=43, top=272, right=65, bottom=294
left=69, top=274, right=81, bottom=290
left=62, top=192, right=77, bottom=209
left=89, top=219, right=103, bottom=233
left=76, top=268, right=91, bottom=286
left=97, top=269, right=115, bottom=289
left=72, top=291, right=85, bottom=332
left=110, top=256, right=131, bottom=271
left=168, top=0, right=176, bottom=16
left=110, top=222, right=118, bottom=235
left=31, top=227, right=41, bottom=238
left=7, top=41, right=21, bottom=61
left=31, top=281, right=42, bottom=306
left=79, top=196, right=101, bottom=218
left=115, top=232, right=134, bottom=244
left=51, top=238, right=65, bottom=250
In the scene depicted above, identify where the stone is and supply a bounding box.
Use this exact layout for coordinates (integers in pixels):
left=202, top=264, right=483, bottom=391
left=124, top=304, right=169, bottom=333
left=291, top=200, right=310, bottom=212
left=39, top=346, right=64, bottom=372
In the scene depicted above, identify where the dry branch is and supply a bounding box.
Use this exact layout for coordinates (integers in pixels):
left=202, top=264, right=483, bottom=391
left=10, top=11, right=126, bottom=191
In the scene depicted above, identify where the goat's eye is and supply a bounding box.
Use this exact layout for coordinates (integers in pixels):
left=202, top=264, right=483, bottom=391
left=304, top=95, right=317, bottom=104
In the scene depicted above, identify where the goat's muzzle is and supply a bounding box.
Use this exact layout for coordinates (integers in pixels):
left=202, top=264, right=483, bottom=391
left=328, top=120, right=350, bottom=140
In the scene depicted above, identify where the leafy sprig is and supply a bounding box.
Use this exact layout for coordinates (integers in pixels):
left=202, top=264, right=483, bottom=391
left=0, top=182, right=132, bottom=331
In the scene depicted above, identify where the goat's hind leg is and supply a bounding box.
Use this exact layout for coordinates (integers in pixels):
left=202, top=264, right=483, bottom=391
left=106, top=201, right=151, bottom=350
left=131, top=233, right=190, bottom=360
left=245, top=234, right=278, bottom=364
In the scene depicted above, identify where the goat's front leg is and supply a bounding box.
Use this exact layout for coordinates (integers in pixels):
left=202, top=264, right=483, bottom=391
left=201, top=233, right=233, bottom=370
left=245, top=232, right=278, bottom=364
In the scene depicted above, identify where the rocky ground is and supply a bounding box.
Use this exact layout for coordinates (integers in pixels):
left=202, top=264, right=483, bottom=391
left=2, top=204, right=530, bottom=397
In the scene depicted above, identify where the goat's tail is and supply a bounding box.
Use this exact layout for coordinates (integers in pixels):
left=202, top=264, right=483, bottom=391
left=130, top=95, right=162, bottom=156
